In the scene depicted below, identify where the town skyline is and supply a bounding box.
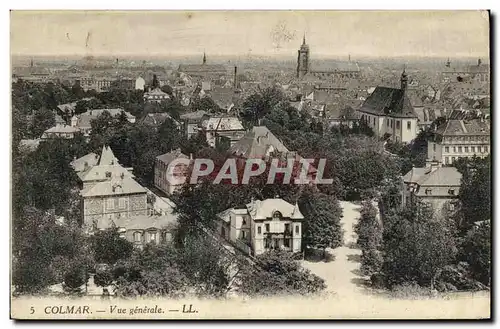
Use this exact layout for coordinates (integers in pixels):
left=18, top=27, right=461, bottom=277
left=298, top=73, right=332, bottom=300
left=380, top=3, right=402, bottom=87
left=11, top=10, right=490, bottom=58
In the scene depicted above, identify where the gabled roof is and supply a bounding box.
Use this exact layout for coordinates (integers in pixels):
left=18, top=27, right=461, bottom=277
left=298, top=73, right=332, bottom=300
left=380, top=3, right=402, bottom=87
left=78, top=164, right=133, bottom=182
left=98, top=146, right=119, bottom=166
left=202, top=116, right=244, bottom=132
left=229, top=126, right=291, bottom=159
left=435, top=119, right=490, bottom=136
left=358, top=86, right=417, bottom=118
left=418, top=167, right=462, bottom=187
left=43, top=125, right=80, bottom=134
left=156, top=149, right=189, bottom=165
left=246, top=198, right=304, bottom=220
left=71, top=152, right=100, bottom=173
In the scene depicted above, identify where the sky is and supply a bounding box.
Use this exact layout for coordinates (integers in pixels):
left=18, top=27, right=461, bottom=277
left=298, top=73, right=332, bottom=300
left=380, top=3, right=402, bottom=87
left=10, top=10, right=490, bottom=58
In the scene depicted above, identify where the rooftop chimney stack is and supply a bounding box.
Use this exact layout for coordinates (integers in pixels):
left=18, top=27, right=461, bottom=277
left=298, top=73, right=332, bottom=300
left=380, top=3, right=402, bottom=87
left=478, top=58, right=482, bottom=66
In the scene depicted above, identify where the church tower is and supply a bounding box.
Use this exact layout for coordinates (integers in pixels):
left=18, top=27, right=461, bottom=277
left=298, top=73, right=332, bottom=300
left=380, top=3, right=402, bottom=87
left=296, top=33, right=310, bottom=79
left=203, top=52, right=207, bottom=65
left=400, top=67, right=408, bottom=93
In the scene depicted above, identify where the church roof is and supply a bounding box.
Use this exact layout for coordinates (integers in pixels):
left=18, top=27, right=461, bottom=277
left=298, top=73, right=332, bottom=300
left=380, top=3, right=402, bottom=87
left=359, top=86, right=417, bottom=118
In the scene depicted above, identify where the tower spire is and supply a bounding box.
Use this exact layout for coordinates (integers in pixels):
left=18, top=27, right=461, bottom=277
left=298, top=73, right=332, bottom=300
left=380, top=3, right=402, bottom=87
left=302, top=32, right=306, bottom=45
left=203, top=51, right=206, bottom=65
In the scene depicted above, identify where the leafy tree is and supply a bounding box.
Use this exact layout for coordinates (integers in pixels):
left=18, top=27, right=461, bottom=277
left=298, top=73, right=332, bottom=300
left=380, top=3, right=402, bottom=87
left=237, top=250, right=326, bottom=297
left=455, top=156, right=491, bottom=232
left=241, top=86, right=286, bottom=126
left=190, top=96, right=220, bottom=113
left=355, top=201, right=383, bottom=275
left=381, top=201, right=458, bottom=289
left=299, top=189, right=343, bottom=255
left=94, top=270, right=114, bottom=288
left=459, top=221, right=491, bottom=286
left=63, top=263, right=88, bottom=294
left=91, top=228, right=134, bottom=265
left=31, top=107, right=55, bottom=138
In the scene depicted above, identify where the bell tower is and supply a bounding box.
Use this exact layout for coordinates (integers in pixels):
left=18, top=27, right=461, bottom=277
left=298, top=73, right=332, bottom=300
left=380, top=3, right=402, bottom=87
left=296, top=33, right=310, bottom=79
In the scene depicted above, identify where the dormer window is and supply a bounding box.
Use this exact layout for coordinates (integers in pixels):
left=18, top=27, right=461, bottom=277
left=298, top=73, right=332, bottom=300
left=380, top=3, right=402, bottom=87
left=105, top=172, right=112, bottom=178
left=425, top=188, right=432, bottom=195
left=272, top=211, right=282, bottom=220
left=448, top=189, right=455, bottom=195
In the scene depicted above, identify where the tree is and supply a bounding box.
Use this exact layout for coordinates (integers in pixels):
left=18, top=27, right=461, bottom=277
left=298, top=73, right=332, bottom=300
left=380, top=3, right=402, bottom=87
left=190, top=96, right=220, bottom=113
left=63, top=263, right=88, bottom=294
left=31, top=107, right=55, bottom=138
left=94, top=270, right=114, bottom=288
left=455, top=156, right=491, bottom=232
left=459, top=221, right=491, bottom=286
left=381, top=201, right=458, bottom=289
left=91, top=228, right=134, bottom=265
left=241, top=86, right=286, bottom=126
left=237, top=250, right=326, bottom=297
left=355, top=201, right=383, bottom=275
left=299, top=189, right=343, bottom=256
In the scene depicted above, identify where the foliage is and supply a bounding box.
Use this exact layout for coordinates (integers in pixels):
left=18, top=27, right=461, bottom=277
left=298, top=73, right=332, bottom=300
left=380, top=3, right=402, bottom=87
left=298, top=189, right=343, bottom=251
left=91, top=228, right=134, bottom=265
left=63, top=263, right=89, bottom=293
left=94, top=270, right=114, bottom=288
left=454, top=156, right=491, bottom=232
left=190, top=96, right=221, bottom=113
left=237, top=250, right=326, bottom=297
left=241, top=86, right=286, bottom=126
left=381, top=201, right=458, bottom=288
left=459, top=221, right=491, bottom=286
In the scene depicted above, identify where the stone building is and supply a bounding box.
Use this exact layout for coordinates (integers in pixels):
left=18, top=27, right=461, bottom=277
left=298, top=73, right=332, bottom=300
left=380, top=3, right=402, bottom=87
left=217, top=197, right=305, bottom=256
left=154, top=149, right=191, bottom=196
left=427, top=118, right=490, bottom=165
left=358, top=70, right=419, bottom=143
left=74, top=146, right=147, bottom=229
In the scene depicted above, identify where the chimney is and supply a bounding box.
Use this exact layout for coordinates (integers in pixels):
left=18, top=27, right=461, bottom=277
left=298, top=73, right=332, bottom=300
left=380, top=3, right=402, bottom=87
left=234, top=66, right=238, bottom=90
left=478, top=58, right=482, bottom=66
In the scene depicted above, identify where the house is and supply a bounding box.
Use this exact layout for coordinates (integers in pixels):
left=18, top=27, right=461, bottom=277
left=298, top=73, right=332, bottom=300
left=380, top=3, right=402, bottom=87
left=180, top=110, right=210, bottom=139
left=229, top=126, right=296, bottom=160
left=140, top=113, right=180, bottom=129
left=358, top=70, right=419, bottom=143
left=143, top=88, right=171, bottom=103
left=201, top=116, right=246, bottom=148
left=217, top=197, right=305, bottom=256
left=115, top=213, right=178, bottom=249
left=427, top=118, right=490, bottom=165
left=325, top=105, right=361, bottom=128
left=71, top=109, right=136, bottom=135
left=154, top=149, right=191, bottom=196
left=41, top=124, right=81, bottom=140
left=402, top=160, right=462, bottom=217
left=76, top=146, right=147, bottom=228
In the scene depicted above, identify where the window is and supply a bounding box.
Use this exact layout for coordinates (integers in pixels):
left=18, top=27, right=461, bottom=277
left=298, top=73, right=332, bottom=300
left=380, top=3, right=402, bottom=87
left=478, top=146, right=483, bottom=153
left=425, top=188, right=432, bottom=195
left=458, top=146, right=462, bottom=153
left=107, top=199, right=114, bottom=210
left=453, top=147, right=457, bottom=153
left=445, top=146, right=449, bottom=153
left=295, top=225, right=300, bottom=235
left=464, top=147, right=469, bottom=153
left=390, top=119, right=393, bottom=128
left=163, top=232, right=172, bottom=242
left=396, top=121, right=400, bottom=129
left=451, top=157, right=456, bottom=163
left=257, top=226, right=262, bottom=234
left=407, top=121, right=411, bottom=130
left=242, top=218, right=246, bottom=226
left=285, top=223, right=290, bottom=234
left=484, top=146, right=489, bottom=153
left=133, top=231, right=141, bottom=242
left=433, top=143, right=436, bottom=152
left=284, top=238, right=290, bottom=248
left=119, top=198, right=126, bottom=209
left=448, top=203, right=455, bottom=211
left=448, top=188, right=456, bottom=196
left=445, top=157, right=449, bottom=165
left=221, top=226, right=226, bottom=237
left=105, top=171, right=112, bottom=178
left=242, top=230, right=246, bottom=239
left=471, top=146, right=476, bottom=153
left=265, top=224, right=270, bottom=232
left=265, top=238, right=271, bottom=249
left=149, top=232, right=157, bottom=242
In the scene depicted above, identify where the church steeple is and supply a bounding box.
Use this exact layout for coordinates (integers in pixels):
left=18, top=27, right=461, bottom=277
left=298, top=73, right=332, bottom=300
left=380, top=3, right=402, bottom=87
left=400, top=66, right=408, bottom=92
left=302, top=32, right=306, bottom=45
left=202, top=52, right=207, bottom=65
left=297, top=32, right=310, bottom=79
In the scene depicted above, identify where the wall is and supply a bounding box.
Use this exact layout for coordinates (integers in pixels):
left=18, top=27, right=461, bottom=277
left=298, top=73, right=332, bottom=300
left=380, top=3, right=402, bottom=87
left=83, top=193, right=147, bottom=226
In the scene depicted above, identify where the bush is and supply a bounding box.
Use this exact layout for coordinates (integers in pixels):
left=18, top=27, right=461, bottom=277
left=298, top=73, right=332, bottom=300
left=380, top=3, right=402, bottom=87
left=389, top=282, right=432, bottom=299
left=361, top=249, right=383, bottom=276
left=63, top=264, right=88, bottom=293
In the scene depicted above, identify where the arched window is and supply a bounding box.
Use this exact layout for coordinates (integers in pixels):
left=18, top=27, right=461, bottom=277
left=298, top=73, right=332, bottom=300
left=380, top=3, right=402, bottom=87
left=133, top=231, right=142, bottom=242
left=272, top=211, right=282, bottom=220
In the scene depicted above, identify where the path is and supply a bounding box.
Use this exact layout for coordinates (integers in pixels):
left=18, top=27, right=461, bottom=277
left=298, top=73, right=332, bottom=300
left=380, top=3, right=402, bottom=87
left=302, top=201, right=368, bottom=297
